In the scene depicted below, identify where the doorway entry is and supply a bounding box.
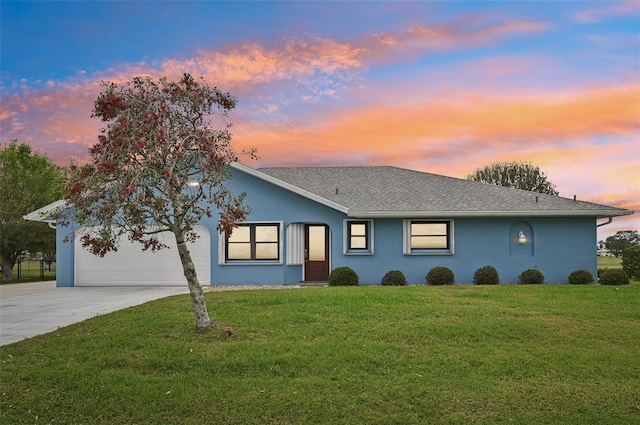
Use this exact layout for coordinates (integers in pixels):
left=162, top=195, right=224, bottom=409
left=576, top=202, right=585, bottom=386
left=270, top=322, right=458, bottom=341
left=304, top=224, right=329, bottom=281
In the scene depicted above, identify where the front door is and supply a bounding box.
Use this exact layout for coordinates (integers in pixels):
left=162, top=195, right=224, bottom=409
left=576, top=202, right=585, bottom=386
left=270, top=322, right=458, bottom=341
left=305, top=224, right=329, bottom=281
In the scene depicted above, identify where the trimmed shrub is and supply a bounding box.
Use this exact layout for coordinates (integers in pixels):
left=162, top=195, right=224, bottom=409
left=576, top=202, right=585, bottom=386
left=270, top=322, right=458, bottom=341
left=473, top=265, right=499, bottom=285
left=600, top=269, right=630, bottom=286
left=622, top=245, right=640, bottom=280
left=519, top=269, right=545, bottom=284
left=426, top=266, right=454, bottom=285
left=381, top=270, right=407, bottom=286
left=328, top=266, right=359, bottom=286
left=568, top=269, right=595, bottom=285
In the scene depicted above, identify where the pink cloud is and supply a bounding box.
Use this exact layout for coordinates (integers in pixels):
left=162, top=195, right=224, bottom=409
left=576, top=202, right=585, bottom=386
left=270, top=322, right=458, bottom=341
left=1, top=14, right=636, bottom=240
left=1, top=36, right=366, bottom=164
left=575, top=0, right=640, bottom=23
left=237, top=84, right=639, bottom=162
left=360, top=15, right=547, bottom=63
left=233, top=83, right=639, bottom=234
left=501, top=143, right=640, bottom=217
left=96, top=37, right=364, bottom=100
left=2, top=10, right=551, bottom=140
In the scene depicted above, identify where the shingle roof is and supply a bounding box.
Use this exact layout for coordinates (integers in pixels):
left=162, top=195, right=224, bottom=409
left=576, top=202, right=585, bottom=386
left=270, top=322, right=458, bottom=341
left=235, top=164, right=632, bottom=219
left=23, top=164, right=634, bottom=223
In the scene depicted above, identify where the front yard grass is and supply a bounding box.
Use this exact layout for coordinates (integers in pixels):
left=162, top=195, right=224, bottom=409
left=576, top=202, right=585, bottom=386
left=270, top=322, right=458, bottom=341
left=598, top=255, right=623, bottom=270
left=1, top=284, right=639, bottom=424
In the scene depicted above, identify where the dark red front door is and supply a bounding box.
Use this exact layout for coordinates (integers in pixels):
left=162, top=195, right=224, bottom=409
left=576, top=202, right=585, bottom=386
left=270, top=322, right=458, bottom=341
left=305, top=224, right=329, bottom=281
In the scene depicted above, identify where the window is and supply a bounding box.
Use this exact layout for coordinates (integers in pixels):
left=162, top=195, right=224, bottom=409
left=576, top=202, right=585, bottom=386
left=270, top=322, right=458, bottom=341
left=403, top=220, right=453, bottom=255
left=344, top=220, right=373, bottom=255
left=225, top=223, right=280, bottom=261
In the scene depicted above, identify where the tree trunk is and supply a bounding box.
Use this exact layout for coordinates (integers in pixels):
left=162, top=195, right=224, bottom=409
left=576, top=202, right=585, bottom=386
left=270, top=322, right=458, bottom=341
left=173, top=231, right=213, bottom=329
left=1, top=257, right=15, bottom=282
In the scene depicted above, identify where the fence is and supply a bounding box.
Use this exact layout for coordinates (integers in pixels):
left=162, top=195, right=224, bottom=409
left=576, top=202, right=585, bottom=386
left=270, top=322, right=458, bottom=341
left=14, top=259, right=57, bottom=281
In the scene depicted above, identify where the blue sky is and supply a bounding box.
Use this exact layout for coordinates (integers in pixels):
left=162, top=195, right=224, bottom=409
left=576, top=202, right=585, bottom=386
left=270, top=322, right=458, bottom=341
left=1, top=1, right=638, bottom=238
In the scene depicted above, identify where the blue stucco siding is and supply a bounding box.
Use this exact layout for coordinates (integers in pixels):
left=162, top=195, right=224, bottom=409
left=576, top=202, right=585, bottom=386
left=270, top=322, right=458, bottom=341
left=55, top=221, right=75, bottom=287
left=214, top=165, right=599, bottom=285
left=331, top=217, right=597, bottom=285
left=209, top=167, right=348, bottom=285
left=453, top=217, right=596, bottom=284
left=54, top=165, right=600, bottom=287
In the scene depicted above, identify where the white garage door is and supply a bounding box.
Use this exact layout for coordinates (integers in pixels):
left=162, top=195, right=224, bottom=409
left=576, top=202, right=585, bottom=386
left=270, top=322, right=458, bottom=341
left=74, top=226, right=210, bottom=286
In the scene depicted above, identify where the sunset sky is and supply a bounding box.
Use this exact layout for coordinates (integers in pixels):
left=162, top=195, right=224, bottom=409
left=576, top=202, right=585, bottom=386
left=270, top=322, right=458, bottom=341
left=1, top=1, right=638, bottom=240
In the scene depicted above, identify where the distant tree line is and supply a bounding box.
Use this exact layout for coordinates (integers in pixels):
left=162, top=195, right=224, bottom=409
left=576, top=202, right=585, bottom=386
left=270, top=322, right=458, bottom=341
left=599, top=230, right=640, bottom=257
left=466, top=161, right=559, bottom=195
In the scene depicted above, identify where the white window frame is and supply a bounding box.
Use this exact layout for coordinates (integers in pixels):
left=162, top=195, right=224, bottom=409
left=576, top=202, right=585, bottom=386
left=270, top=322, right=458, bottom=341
left=343, top=219, right=374, bottom=255
left=403, top=219, right=454, bottom=255
left=219, top=221, right=284, bottom=265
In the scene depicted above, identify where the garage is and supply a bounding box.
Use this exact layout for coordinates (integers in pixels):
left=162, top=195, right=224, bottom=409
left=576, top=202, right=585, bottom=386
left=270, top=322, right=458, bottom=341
left=74, top=226, right=211, bottom=286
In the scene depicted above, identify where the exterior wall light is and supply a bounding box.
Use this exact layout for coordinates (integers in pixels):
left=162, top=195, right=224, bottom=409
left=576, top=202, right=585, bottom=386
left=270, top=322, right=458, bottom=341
left=518, top=231, right=527, bottom=244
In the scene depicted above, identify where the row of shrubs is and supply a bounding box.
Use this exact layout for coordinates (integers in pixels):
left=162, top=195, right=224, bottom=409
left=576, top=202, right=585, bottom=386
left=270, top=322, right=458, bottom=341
left=328, top=266, right=631, bottom=286
left=327, top=267, right=408, bottom=286
left=425, top=266, right=598, bottom=285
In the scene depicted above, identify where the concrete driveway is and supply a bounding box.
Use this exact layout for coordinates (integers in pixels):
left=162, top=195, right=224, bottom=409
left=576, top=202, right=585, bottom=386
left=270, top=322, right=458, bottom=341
left=0, top=282, right=189, bottom=346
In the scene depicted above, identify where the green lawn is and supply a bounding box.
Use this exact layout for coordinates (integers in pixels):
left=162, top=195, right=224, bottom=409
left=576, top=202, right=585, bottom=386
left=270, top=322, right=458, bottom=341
left=597, top=255, right=623, bottom=270
left=1, top=285, right=639, bottom=424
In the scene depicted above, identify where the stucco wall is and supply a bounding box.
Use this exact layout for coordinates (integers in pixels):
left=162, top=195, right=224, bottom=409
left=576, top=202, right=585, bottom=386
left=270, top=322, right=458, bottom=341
left=210, top=166, right=347, bottom=285
left=54, top=166, right=599, bottom=286
left=212, top=167, right=598, bottom=285
left=333, top=216, right=596, bottom=284
left=56, top=222, right=75, bottom=287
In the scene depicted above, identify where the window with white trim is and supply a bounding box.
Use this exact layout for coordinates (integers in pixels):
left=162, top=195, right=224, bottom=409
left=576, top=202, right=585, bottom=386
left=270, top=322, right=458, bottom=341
left=344, top=220, right=374, bottom=255
left=225, top=223, right=281, bottom=262
left=403, top=220, right=453, bottom=255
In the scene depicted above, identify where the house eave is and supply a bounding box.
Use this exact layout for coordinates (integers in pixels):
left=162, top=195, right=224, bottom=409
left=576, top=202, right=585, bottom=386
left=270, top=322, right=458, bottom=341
left=232, top=162, right=350, bottom=214
left=348, top=210, right=634, bottom=219
left=22, top=199, right=68, bottom=223
left=23, top=199, right=68, bottom=229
